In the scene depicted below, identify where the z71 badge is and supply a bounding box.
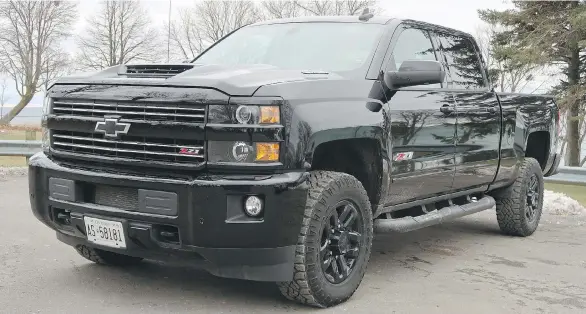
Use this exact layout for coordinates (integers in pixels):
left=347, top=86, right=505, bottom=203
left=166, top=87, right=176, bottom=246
left=393, top=152, right=414, bottom=161
left=178, top=147, right=201, bottom=155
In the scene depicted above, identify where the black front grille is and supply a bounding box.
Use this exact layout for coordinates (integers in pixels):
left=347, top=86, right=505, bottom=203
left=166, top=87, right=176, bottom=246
left=52, top=99, right=205, bottom=123
left=51, top=130, right=205, bottom=164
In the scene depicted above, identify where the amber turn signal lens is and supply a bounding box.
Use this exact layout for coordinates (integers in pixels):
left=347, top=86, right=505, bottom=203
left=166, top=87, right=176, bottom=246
left=259, top=106, right=280, bottom=124
left=255, top=143, right=280, bottom=162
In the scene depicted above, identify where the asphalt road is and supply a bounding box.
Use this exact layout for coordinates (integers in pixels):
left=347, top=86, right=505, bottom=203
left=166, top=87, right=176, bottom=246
left=1, top=175, right=586, bottom=314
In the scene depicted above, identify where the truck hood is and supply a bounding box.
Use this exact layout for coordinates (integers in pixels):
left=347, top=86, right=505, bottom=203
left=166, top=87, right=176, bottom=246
left=53, top=63, right=341, bottom=96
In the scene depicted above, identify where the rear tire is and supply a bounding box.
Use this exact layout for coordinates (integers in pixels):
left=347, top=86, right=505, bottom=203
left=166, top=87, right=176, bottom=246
left=277, top=171, right=373, bottom=308
left=492, top=158, right=543, bottom=237
left=75, top=245, right=144, bottom=266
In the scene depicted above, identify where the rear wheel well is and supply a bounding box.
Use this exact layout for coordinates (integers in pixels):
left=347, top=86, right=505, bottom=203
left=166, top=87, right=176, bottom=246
left=525, top=131, right=550, bottom=170
left=311, top=139, right=383, bottom=209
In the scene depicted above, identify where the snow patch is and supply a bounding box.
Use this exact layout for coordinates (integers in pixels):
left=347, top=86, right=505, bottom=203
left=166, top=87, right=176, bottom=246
left=543, top=190, right=586, bottom=216
left=0, top=167, right=28, bottom=180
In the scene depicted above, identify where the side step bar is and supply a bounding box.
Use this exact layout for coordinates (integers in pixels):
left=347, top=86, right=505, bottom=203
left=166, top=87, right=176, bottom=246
left=374, top=196, right=495, bottom=233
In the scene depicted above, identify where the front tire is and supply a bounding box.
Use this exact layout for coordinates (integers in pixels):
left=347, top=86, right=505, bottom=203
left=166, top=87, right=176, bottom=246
left=277, top=171, right=373, bottom=308
left=75, top=245, right=144, bottom=266
left=492, top=157, right=544, bottom=237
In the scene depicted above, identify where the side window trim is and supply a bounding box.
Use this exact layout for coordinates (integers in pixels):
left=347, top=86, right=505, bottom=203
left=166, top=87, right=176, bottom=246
left=467, top=35, right=490, bottom=90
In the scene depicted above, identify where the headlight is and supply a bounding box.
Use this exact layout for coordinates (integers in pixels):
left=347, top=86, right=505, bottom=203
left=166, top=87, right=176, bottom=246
left=208, top=97, right=283, bottom=125
left=209, top=105, right=280, bottom=125
left=208, top=141, right=280, bottom=163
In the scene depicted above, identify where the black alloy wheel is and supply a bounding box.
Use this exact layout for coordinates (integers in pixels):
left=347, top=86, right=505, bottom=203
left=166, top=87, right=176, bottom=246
left=320, top=200, right=364, bottom=284
left=525, top=174, right=540, bottom=222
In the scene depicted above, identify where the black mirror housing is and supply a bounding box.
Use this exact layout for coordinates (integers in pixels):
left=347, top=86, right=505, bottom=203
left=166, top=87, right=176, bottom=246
left=384, top=60, right=445, bottom=90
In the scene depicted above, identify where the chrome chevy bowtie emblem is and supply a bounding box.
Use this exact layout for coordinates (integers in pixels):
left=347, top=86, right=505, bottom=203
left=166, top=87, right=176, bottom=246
left=95, top=117, right=130, bottom=138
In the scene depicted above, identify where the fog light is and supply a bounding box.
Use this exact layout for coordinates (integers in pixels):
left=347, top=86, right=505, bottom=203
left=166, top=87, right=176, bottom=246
left=244, top=196, right=263, bottom=217
left=232, top=141, right=251, bottom=162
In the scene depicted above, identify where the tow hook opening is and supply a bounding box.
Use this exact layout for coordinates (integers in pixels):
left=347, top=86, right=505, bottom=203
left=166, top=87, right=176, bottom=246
left=52, top=207, right=71, bottom=226
left=154, top=225, right=180, bottom=245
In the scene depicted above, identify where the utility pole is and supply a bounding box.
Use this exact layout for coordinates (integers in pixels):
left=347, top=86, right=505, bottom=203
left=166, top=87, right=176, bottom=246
left=167, top=0, right=171, bottom=63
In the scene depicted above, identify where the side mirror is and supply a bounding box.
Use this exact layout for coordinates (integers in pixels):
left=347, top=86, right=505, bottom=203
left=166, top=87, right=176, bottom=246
left=384, top=60, right=445, bottom=90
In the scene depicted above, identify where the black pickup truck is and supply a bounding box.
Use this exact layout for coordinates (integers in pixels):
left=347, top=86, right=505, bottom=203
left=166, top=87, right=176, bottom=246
left=29, top=14, right=560, bottom=308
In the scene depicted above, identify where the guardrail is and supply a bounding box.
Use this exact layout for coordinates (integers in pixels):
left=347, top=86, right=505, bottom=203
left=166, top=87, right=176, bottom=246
left=0, top=140, right=42, bottom=157
left=1, top=139, right=585, bottom=185
left=544, top=166, right=586, bottom=186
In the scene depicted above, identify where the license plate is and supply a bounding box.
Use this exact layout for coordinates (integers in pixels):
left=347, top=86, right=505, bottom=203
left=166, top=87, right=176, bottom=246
left=84, top=217, right=127, bottom=249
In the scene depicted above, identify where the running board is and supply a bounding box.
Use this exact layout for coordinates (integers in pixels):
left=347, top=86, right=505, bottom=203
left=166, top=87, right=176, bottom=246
left=374, top=196, right=495, bottom=233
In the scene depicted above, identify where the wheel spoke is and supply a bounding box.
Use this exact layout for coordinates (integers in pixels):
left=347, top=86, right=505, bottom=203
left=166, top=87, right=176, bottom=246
left=339, top=204, right=352, bottom=227
left=331, top=256, right=341, bottom=278
left=526, top=204, right=534, bottom=219
left=529, top=176, right=537, bottom=191
left=330, top=210, right=339, bottom=230
left=322, top=255, right=333, bottom=273
left=320, top=239, right=329, bottom=255
left=338, top=255, right=350, bottom=277
left=343, top=211, right=356, bottom=228
left=346, top=247, right=360, bottom=258
left=324, top=221, right=332, bottom=238
left=348, top=231, right=362, bottom=243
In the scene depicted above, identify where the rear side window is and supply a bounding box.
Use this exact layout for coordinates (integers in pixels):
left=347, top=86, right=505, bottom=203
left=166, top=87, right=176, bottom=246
left=435, top=32, right=486, bottom=90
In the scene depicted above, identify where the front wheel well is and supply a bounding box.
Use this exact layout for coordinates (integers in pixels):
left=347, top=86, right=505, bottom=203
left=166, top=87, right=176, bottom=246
left=310, top=139, right=383, bottom=209
left=525, top=131, right=550, bottom=170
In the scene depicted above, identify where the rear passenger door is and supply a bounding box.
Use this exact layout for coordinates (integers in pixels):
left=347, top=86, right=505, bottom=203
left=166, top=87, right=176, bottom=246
left=383, top=25, right=457, bottom=205
left=432, top=31, right=502, bottom=191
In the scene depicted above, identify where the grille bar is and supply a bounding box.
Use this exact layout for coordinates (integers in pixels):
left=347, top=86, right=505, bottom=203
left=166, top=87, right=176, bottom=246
left=51, top=130, right=205, bottom=165
left=52, top=99, right=206, bottom=123
left=53, top=107, right=205, bottom=119
left=53, top=134, right=204, bottom=150
left=53, top=141, right=204, bottom=159
left=53, top=101, right=206, bottom=112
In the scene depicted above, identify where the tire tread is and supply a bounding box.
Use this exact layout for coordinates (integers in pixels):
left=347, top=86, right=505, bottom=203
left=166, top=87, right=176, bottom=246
left=493, top=158, right=543, bottom=237
left=277, top=171, right=373, bottom=308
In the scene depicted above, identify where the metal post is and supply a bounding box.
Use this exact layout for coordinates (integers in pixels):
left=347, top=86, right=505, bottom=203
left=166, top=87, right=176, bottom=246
left=167, top=0, right=171, bottom=63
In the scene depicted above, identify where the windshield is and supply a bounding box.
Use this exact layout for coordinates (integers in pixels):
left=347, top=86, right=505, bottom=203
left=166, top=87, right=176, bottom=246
left=194, top=22, right=385, bottom=73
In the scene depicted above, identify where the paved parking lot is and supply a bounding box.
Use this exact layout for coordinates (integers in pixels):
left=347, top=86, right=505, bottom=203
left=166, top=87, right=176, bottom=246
left=1, top=175, right=586, bottom=313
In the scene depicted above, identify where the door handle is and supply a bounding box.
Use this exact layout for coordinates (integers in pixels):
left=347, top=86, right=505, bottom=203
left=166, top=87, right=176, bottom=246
left=487, top=106, right=498, bottom=114
left=440, top=104, right=454, bottom=114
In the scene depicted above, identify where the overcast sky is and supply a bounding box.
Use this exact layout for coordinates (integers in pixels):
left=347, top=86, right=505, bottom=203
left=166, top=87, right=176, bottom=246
left=1, top=0, right=514, bottom=108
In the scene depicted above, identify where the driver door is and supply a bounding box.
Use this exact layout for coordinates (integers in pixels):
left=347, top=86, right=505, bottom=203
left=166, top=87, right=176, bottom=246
left=383, top=25, right=457, bottom=206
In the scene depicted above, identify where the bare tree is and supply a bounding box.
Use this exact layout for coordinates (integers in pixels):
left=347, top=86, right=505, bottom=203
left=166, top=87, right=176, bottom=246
left=475, top=24, right=541, bottom=93
left=195, top=0, right=261, bottom=43
left=261, top=1, right=303, bottom=19
left=167, top=10, right=206, bottom=61
left=294, top=0, right=377, bottom=16
left=0, top=1, right=76, bottom=125
left=0, top=75, right=8, bottom=120
left=168, top=1, right=261, bottom=61
left=76, top=1, right=160, bottom=70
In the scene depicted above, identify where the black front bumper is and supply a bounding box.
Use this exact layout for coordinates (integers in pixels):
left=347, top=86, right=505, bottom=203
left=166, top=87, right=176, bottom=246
left=28, top=153, right=309, bottom=282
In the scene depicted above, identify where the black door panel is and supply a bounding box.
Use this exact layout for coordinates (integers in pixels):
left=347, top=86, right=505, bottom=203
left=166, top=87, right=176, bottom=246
left=452, top=92, right=502, bottom=190
left=387, top=90, right=456, bottom=205
left=432, top=30, right=501, bottom=191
